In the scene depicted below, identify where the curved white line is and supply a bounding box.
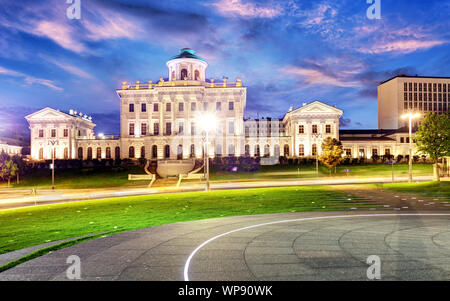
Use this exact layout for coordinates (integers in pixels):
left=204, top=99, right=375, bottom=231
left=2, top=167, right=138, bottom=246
left=183, top=213, right=450, bottom=281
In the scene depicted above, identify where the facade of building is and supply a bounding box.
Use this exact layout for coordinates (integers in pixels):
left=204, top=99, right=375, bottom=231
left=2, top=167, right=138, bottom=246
left=378, top=75, right=450, bottom=129
left=26, top=49, right=430, bottom=162
left=0, top=141, right=22, bottom=156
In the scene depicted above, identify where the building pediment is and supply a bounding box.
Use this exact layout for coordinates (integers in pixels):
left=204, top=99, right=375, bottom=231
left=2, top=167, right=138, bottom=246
left=283, top=101, right=343, bottom=122
left=25, top=107, right=72, bottom=122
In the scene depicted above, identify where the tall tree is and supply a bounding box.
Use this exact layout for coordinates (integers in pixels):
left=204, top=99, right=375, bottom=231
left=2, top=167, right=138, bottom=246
left=414, top=113, right=450, bottom=181
left=318, top=137, right=344, bottom=176
left=0, top=159, right=18, bottom=187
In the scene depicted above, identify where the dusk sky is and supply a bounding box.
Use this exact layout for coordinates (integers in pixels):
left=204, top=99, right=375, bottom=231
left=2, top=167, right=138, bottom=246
left=0, top=0, right=449, bottom=136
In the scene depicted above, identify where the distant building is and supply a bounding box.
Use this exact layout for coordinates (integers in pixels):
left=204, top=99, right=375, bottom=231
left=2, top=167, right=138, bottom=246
left=0, top=140, right=22, bottom=156
left=25, top=49, right=441, bottom=162
left=378, top=75, right=450, bottom=129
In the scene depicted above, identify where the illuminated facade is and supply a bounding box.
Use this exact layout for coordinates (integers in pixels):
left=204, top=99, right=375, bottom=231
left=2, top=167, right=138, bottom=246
left=25, top=49, right=425, bottom=162
left=0, top=141, right=22, bottom=156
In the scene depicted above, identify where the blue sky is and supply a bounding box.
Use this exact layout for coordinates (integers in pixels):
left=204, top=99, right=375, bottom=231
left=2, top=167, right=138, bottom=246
left=0, top=0, right=449, bottom=136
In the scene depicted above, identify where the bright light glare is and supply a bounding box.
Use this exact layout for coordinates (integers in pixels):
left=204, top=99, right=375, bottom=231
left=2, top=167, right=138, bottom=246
left=98, top=133, right=105, bottom=138
left=197, top=113, right=217, bottom=131
left=401, top=113, right=421, bottom=119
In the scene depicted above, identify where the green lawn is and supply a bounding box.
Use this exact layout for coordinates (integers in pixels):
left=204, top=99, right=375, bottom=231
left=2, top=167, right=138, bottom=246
left=209, top=163, right=433, bottom=181
left=11, top=166, right=148, bottom=189
left=6, top=163, right=434, bottom=189
left=374, top=181, right=450, bottom=199
left=0, top=185, right=381, bottom=254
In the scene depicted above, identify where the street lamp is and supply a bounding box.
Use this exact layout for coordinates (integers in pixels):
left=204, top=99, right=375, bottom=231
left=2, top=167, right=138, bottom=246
left=198, top=113, right=217, bottom=191
left=401, top=112, right=421, bottom=182
left=312, top=133, right=322, bottom=176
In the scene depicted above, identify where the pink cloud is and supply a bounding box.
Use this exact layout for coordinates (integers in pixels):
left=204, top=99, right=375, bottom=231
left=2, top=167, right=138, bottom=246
left=210, top=0, right=282, bottom=18
left=359, top=39, right=446, bottom=54
left=82, top=9, right=141, bottom=41
left=280, top=66, right=359, bottom=88
left=33, top=20, right=86, bottom=53
left=0, top=66, right=63, bottom=91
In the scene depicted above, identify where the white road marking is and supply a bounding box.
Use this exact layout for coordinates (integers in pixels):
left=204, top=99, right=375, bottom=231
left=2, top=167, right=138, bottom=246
left=183, top=213, right=450, bottom=281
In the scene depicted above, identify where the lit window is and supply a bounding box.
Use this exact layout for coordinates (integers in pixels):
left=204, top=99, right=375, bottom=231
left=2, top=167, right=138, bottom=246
left=298, top=125, right=304, bottom=134
left=326, top=124, right=331, bottom=134
left=166, top=103, right=171, bottom=112
left=153, top=103, right=159, bottom=112
left=63, top=129, right=68, bottom=137
left=312, top=125, right=318, bottom=134
left=141, top=103, right=146, bottom=112
left=129, top=123, right=135, bottom=136
left=129, top=103, right=134, bottom=112
left=141, top=123, right=147, bottom=136
left=51, top=129, right=56, bottom=138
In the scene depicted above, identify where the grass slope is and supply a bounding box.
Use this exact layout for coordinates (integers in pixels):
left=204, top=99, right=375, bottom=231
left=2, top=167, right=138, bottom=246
left=0, top=185, right=379, bottom=254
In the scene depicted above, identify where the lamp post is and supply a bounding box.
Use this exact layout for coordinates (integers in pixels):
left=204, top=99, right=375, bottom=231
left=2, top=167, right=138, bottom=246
left=49, top=140, right=58, bottom=190
left=401, top=113, right=420, bottom=182
left=198, top=113, right=217, bottom=191
left=312, top=133, right=322, bottom=175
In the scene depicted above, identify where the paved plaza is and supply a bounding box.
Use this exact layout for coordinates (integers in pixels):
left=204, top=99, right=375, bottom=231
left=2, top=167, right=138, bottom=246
left=1, top=211, right=450, bottom=281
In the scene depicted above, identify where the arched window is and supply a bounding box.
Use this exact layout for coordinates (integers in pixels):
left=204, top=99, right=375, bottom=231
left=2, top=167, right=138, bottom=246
left=115, top=147, right=120, bottom=159
left=284, top=144, right=289, bottom=157
left=152, top=145, right=158, bottom=158
left=77, top=147, right=83, bottom=159
left=190, top=144, right=195, bottom=158
left=39, top=148, right=44, bottom=160
left=254, top=145, right=260, bottom=157
left=177, top=145, right=183, bottom=160
left=264, top=145, right=270, bottom=157
left=141, top=146, right=145, bottom=158
left=244, top=145, right=250, bottom=156
left=312, top=144, right=317, bottom=156
left=106, top=147, right=111, bottom=159
left=274, top=145, right=280, bottom=157
left=171, top=71, right=175, bottom=80
left=64, top=147, right=69, bottom=159
left=194, top=70, right=200, bottom=80
left=299, top=144, right=305, bottom=157
left=87, top=147, right=92, bottom=159
left=164, top=145, right=170, bottom=158
left=129, top=146, right=135, bottom=158
left=181, top=69, right=188, bottom=80
left=96, top=147, right=102, bottom=159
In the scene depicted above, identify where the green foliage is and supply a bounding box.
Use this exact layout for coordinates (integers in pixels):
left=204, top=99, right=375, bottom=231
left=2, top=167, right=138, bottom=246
left=414, top=113, right=450, bottom=162
left=0, top=151, right=10, bottom=164
left=371, top=154, right=380, bottom=163
left=0, top=159, right=18, bottom=185
left=318, top=137, right=344, bottom=174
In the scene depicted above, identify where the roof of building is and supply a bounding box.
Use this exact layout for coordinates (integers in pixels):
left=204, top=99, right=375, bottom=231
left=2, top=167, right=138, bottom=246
left=379, top=75, right=450, bottom=86
left=169, top=48, right=206, bottom=62
left=339, top=136, right=396, bottom=142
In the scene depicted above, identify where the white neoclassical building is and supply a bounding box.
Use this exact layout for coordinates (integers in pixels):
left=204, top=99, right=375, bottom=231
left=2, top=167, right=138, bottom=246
left=0, top=141, right=22, bottom=157
left=25, top=48, right=423, bottom=162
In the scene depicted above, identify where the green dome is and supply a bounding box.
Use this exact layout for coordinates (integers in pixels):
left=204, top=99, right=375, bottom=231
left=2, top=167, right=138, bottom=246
left=169, top=48, right=206, bottom=62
